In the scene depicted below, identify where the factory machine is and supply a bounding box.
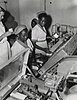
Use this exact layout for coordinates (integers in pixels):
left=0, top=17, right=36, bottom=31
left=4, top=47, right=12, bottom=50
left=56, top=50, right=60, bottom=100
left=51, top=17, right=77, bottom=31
left=1, top=24, right=77, bottom=100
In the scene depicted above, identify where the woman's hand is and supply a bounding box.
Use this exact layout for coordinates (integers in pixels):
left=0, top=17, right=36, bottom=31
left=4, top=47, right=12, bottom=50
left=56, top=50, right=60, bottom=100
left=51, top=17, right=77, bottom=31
left=44, top=48, right=52, bottom=56
left=44, top=48, right=51, bottom=53
left=4, top=31, right=12, bottom=37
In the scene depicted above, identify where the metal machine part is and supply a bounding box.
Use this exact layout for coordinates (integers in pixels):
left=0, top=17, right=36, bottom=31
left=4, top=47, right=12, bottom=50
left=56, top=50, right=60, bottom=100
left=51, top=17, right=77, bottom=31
left=38, top=33, right=77, bottom=77
left=0, top=47, right=29, bottom=100
left=6, top=74, right=63, bottom=100
left=50, top=24, right=77, bottom=52
left=8, top=77, right=49, bottom=100
left=50, top=24, right=75, bottom=47
left=1, top=24, right=77, bottom=100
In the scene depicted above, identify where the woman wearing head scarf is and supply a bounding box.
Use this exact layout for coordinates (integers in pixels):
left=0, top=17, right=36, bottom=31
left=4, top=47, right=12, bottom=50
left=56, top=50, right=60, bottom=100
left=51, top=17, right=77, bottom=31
left=11, top=25, right=33, bottom=76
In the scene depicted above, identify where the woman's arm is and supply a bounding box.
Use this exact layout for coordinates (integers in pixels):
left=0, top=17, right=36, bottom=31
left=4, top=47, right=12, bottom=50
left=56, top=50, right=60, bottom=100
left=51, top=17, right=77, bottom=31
left=33, top=40, right=49, bottom=53
left=0, top=31, right=12, bottom=41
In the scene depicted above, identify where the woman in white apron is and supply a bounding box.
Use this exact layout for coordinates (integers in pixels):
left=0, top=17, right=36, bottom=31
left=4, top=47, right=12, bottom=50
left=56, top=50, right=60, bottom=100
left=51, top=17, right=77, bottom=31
left=0, top=6, right=11, bottom=66
left=31, top=12, right=51, bottom=55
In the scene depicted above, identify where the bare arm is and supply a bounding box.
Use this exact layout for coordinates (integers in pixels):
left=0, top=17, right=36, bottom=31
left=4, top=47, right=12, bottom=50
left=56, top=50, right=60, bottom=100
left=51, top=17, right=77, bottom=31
left=32, top=40, right=49, bottom=53
left=0, top=31, right=12, bottom=41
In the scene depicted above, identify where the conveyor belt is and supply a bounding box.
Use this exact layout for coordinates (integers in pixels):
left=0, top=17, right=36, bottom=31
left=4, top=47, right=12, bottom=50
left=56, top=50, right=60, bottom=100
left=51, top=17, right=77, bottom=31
left=38, top=33, right=77, bottom=78
left=50, top=39, right=63, bottom=53
left=38, top=49, right=68, bottom=77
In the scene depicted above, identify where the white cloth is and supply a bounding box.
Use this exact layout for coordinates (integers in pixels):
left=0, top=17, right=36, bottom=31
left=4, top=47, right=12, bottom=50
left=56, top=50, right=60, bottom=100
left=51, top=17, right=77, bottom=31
left=0, top=21, right=11, bottom=66
left=0, top=41, right=11, bottom=65
left=32, top=24, right=47, bottom=54
left=27, top=38, right=33, bottom=51
left=0, top=22, right=5, bottom=36
left=0, top=21, right=7, bottom=42
left=11, top=40, right=32, bottom=75
left=68, top=85, right=77, bottom=94
left=64, top=94, right=77, bottom=100
left=11, top=39, right=33, bottom=57
left=11, top=40, right=26, bottom=57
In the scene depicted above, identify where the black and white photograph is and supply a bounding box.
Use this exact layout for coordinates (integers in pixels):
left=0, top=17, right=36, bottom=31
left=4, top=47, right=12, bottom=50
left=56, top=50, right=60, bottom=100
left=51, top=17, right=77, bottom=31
left=0, top=0, right=77, bottom=100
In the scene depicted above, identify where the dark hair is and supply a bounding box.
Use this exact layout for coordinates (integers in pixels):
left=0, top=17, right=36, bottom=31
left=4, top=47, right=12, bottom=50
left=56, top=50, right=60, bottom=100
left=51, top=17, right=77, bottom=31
left=0, top=6, right=5, bottom=13
left=2, top=10, right=12, bottom=23
left=38, top=12, right=48, bottom=20
left=45, top=14, right=52, bottom=29
left=31, top=18, right=37, bottom=28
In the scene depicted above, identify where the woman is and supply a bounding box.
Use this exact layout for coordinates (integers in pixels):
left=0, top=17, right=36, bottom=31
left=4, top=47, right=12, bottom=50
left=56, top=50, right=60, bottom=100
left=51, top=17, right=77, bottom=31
left=11, top=25, right=33, bottom=56
left=28, top=18, right=38, bottom=40
left=11, top=25, right=33, bottom=75
left=31, top=12, right=51, bottom=55
left=0, top=6, right=11, bottom=65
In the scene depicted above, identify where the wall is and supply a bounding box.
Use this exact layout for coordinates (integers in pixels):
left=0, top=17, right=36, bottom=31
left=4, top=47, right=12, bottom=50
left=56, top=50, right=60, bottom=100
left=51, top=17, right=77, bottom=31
left=19, top=0, right=44, bottom=28
left=0, top=0, right=44, bottom=28
left=1, top=0, right=77, bottom=30
left=0, top=0, right=20, bottom=24
left=6, top=0, right=20, bottom=23
left=19, top=0, right=77, bottom=33
left=46, top=0, right=77, bottom=26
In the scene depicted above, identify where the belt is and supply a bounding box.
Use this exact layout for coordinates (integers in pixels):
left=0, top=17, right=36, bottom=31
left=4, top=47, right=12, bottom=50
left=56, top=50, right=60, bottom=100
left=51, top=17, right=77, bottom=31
left=37, top=39, right=46, bottom=42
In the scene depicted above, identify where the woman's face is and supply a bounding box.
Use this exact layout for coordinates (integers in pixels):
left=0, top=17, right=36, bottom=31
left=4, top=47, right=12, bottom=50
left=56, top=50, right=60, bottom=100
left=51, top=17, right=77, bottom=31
left=39, top=17, right=46, bottom=27
left=19, top=29, right=28, bottom=42
left=0, top=8, right=4, bottom=21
